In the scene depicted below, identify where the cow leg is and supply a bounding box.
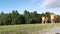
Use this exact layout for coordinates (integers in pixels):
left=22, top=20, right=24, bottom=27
left=42, top=21, right=44, bottom=24
left=45, top=20, right=47, bottom=24
left=54, top=20, right=55, bottom=23
left=51, top=19, right=53, bottom=23
left=42, top=20, right=44, bottom=24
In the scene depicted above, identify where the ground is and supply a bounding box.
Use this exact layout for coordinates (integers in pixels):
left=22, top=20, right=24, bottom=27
left=38, top=26, right=60, bottom=34
left=0, top=23, right=60, bottom=34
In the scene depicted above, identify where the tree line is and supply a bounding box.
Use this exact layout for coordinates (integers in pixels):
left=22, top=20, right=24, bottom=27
left=0, top=10, right=60, bottom=25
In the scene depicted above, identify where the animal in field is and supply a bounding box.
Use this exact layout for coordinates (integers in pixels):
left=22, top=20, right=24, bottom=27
left=41, top=16, right=48, bottom=24
left=50, top=13, right=58, bottom=23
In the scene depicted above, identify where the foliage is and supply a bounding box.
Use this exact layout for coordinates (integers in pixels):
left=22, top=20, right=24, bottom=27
left=0, top=10, right=60, bottom=25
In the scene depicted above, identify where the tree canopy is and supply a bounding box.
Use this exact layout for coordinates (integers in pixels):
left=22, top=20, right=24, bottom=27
left=0, top=10, right=60, bottom=25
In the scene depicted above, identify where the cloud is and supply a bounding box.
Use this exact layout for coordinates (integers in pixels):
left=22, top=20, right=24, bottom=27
left=31, top=0, right=60, bottom=15
left=40, top=0, right=60, bottom=8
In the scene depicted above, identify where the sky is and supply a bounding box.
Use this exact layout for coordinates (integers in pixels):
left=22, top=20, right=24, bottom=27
left=0, top=0, right=60, bottom=15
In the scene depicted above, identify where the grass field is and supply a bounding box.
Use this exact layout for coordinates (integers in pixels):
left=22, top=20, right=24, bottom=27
left=0, top=23, right=60, bottom=34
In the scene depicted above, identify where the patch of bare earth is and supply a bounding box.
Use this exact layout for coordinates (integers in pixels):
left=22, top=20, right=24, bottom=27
left=38, top=26, right=60, bottom=34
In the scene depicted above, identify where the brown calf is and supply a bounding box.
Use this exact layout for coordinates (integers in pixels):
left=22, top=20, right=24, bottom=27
left=41, top=16, right=48, bottom=24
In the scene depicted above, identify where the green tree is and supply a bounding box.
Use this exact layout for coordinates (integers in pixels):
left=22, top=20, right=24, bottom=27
left=30, top=11, right=41, bottom=23
left=24, top=10, right=31, bottom=24
left=11, top=10, right=20, bottom=24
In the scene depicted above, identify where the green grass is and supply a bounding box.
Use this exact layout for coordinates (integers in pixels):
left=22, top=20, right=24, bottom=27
left=0, top=23, right=60, bottom=34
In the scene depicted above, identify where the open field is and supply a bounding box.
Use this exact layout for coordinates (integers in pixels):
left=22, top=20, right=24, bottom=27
left=0, top=23, right=60, bottom=34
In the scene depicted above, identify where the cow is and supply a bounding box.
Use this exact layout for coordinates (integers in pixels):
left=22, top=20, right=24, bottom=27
left=41, top=16, right=48, bottom=24
left=50, top=13, right=58, bottom=23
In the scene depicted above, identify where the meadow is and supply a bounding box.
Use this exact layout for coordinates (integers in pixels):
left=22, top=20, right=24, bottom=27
left=0, top=23, right=60, bottom=34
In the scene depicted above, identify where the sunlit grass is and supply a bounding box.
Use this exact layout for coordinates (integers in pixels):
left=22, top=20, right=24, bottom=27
left=0, top=23, right=60, bottom=34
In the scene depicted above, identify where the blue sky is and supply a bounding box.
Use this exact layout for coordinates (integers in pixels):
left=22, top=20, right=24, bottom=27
left=0, top=0, right=60, bottom=15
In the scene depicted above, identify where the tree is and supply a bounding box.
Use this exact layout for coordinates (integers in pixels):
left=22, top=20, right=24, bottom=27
left=11, top=10, right=20, bottom=24
left=29, top=11, right=41, bottom=23
left=0, top=10, right=59, bottom=25
left=24, top=10, right=31, bottom=24
left=45, top=12, right=51, bottom=23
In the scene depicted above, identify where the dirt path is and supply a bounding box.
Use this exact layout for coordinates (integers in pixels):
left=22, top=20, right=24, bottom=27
left=38, top=26, right=60, bottom=34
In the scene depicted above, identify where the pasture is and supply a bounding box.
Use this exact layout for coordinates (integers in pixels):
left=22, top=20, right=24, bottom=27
left=0, top=23, right=60, bottom=34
